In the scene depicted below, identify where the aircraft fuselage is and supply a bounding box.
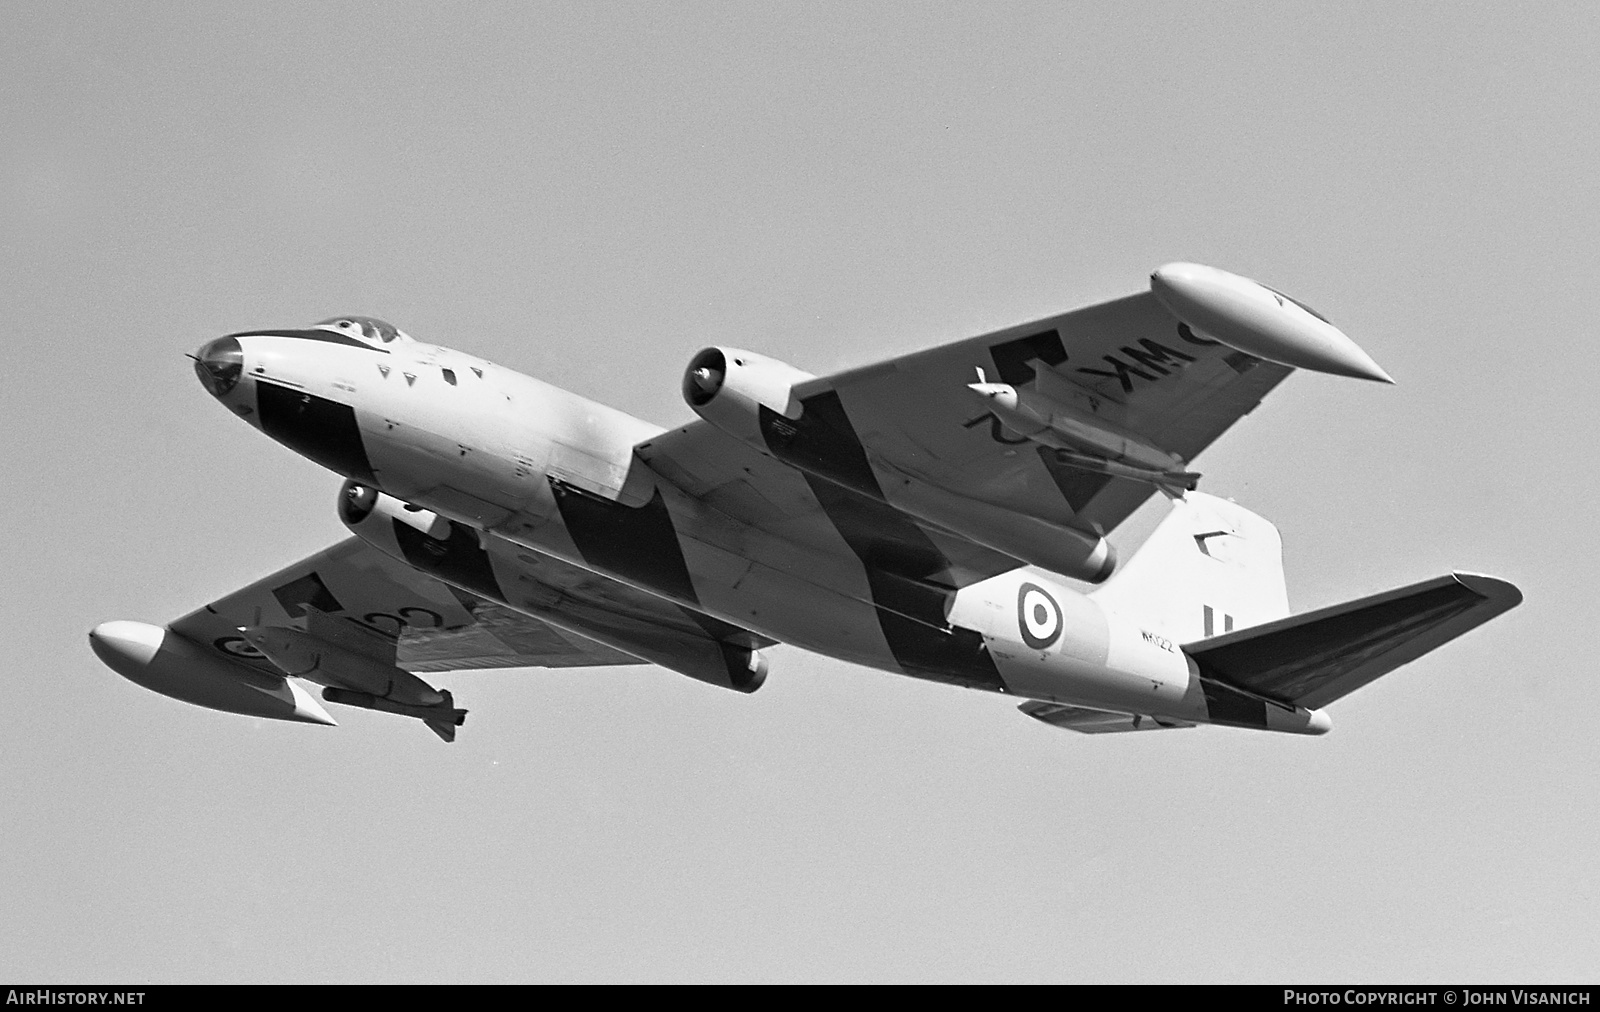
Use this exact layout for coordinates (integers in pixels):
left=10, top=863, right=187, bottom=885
left=193, top=321, right=1328, bottom=734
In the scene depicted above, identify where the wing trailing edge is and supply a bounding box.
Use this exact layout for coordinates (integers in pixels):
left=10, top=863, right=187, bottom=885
left=1182, top=572, right=1522, bottom=710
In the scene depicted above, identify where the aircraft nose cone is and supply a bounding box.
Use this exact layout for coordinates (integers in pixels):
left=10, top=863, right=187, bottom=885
left=193, top=336, right=243, bottom=397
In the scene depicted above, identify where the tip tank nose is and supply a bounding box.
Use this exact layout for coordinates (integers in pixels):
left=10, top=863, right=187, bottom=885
left=88, top=620, right=337, bottom=726
left=88, top=620, right=165, bottom=673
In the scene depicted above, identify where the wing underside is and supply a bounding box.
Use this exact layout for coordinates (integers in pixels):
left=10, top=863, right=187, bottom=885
left=643, top=290, right=1294, bottom=597
left=169, top=537, right=713, bottom=680
left=817, top=292, right=1293, bottom=535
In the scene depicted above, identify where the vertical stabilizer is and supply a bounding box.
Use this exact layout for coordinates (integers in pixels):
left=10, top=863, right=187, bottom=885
left=1090, top=492, right=1289, bottom=642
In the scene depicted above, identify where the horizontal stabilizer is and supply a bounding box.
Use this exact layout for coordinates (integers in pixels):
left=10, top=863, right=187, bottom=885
left=1019, top=700, right=1195, bottom=734
left=1183, top=572, right=1521, bottom=709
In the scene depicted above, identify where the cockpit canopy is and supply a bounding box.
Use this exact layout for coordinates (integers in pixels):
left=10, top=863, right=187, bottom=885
left=312, top=316, right=413, bottom=346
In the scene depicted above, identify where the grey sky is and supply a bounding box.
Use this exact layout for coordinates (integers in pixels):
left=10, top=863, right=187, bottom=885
left=2, top=2, right=1595, bottom=982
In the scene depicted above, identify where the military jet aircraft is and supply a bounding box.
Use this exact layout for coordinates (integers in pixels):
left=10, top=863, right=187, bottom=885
left=90, top=263, right=1520, bottom=741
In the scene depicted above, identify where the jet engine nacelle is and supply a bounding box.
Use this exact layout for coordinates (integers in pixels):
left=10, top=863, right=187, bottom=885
left=338, top=478, right=452, bottom=539
left=682, top=346, right=816, bottom=444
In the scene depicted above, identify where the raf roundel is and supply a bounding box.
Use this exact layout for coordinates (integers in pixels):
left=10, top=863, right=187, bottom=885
left=214, top=635, right=265, bottom=659
left=1017, top=582, right=1064, bottom=650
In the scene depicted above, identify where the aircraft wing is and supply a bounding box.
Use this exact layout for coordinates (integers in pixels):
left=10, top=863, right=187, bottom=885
left=1182, top=573, right=1523, bottom=709
left=640, top=289, right=1291, bottom=590
left=169, top=537, right=693, bottom=678
left=809, top=291, right=1292, bottom=534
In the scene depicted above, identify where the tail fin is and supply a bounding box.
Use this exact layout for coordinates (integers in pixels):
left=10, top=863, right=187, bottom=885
left=1090, top=492, right=1289, bottom=641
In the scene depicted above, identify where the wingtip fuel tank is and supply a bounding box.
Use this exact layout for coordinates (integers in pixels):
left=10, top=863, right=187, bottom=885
left=89, top=620, right=337, bottom=725
left=1150, top=262, right=1394, bottom=384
